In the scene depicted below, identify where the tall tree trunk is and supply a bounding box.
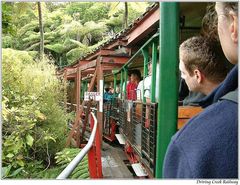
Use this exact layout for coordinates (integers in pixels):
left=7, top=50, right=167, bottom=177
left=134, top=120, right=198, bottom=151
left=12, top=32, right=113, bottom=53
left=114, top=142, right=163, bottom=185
left=123, top=2, right=128, bottom=29
left=37, top=2, right=44, bottom=61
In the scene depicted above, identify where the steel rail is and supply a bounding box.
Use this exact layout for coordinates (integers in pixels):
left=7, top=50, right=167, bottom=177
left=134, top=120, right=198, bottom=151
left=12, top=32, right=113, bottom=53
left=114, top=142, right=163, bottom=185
left=57, top=112, right=98, bottom=179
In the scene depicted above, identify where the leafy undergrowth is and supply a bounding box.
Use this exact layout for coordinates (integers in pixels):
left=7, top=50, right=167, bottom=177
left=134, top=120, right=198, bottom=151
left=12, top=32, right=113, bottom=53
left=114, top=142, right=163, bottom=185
left=2, top=48, right=74, bottom=179
left=2, top=148, right=90, bottom=179
left=54, top=148, right=90, bottom=179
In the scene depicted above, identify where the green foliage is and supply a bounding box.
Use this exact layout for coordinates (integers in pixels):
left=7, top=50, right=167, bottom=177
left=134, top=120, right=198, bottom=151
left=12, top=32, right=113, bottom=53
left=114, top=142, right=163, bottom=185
left=13, top=148, right=90, bottom=179
left=5, top=160, right=45, bottom=179
left=2, top=48, right=73, bottom=178
left=45, top=38, right=92, bottom=65
left=55, top=148, right=90, bottom=179
left=82, top=3, right=110, bottom=23
left=82, top=21, right=108, bottom=45
left=128, top=3, right=149, bottom=24
left=2, top=2, right=150, bottom=67
left=108, top=2, right=148, bottom=17
left=2, top=35, right=14, bottom=48
left=1, top=165, right=24, bottom=179
left=27, top=50, right=39, bottom=59
left=105, top=16, right=123, bottom=33
left=45, top=43, right=65, bottom=54
left=66, top=46, right=92, bottom=65
left=2, top=2, right=14, bottom=34
left=22, top=32, right=40, bottom=43
left=65, top=2, right=94, bottom=23
left=59, top=20, right=83, bottom=40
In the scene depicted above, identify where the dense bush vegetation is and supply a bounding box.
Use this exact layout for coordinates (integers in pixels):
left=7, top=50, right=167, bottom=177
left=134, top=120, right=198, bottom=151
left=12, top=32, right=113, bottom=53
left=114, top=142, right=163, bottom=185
left=2, top=2, right=152, bottom=66
left=2, top=48, right=73, bottom=178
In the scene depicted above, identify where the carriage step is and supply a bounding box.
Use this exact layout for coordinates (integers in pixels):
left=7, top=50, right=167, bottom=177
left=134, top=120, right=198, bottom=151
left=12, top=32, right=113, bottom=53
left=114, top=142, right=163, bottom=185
left=115, top=134, right=126, bottom=145
left=131, top=163, right=148, bottom=177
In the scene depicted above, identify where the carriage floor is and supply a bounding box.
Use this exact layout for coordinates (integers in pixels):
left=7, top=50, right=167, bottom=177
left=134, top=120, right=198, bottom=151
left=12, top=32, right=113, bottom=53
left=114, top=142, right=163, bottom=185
left=101, top=141, right=134, bottom=179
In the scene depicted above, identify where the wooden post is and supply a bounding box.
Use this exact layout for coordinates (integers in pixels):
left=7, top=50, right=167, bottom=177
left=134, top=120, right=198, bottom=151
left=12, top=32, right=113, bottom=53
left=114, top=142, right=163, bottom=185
left=66, top=69, right=97, bottom=147
left=73, top=77, right=77, bottom=111
left=80, top=101, right=91, bottom=145
left=97, top=57, right=103, bottom=146
left=75, top=67, right=81, bottom=147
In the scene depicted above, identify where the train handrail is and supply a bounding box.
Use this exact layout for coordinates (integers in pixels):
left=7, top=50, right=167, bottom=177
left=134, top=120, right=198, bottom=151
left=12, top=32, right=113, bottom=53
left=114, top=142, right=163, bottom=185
left=56, top=112, right=98, bottom=179
left=63, top=102, right=98, bottom=111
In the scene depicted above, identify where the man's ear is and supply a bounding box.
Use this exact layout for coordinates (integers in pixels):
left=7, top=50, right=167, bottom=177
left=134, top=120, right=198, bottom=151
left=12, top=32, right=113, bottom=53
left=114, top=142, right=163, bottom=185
left=229, top=11, right=238, bottom=44
left=194, top=69, right=203, bottom=84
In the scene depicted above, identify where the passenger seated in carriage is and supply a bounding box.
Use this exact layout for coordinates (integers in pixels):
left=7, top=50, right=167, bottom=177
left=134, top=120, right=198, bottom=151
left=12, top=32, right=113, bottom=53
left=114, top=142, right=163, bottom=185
left=136, top=59, right=159, bottom=127
left=103, top=86, right=113, bottom=103
left=126, top=69, right=141, bottom=122
left=179, top=35, right=231, bottom=107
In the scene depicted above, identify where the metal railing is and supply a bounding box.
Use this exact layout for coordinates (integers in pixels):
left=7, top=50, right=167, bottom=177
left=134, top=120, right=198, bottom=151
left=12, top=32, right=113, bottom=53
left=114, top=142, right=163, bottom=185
left=56, top=112, right=98, bottom=179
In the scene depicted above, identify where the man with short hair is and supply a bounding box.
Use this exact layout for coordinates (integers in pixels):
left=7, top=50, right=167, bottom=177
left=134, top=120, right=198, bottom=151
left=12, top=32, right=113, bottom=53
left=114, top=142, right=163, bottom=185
left=163, top=2, right=238, bottom=178
left=179, top=36, right=229, bottom=96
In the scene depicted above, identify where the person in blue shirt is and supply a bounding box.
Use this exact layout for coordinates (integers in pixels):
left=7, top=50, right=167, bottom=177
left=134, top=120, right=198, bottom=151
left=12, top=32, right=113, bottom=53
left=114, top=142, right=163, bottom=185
left=103, top=87, right=113, bottom=102
left=163, top=2, right=238, bottom=178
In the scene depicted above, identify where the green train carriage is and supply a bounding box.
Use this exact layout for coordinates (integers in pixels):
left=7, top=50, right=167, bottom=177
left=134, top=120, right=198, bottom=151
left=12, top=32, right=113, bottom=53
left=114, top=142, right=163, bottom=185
left=102, top=2, right=210, bottom=178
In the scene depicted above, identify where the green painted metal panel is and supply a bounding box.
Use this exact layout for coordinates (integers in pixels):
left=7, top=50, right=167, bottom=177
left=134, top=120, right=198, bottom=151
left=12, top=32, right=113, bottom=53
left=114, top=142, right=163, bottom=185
left=141, top=48, right=149, bottom=103
left=124, top=68, right=128, bottom=99
left=151, top=42, right=157, bottom=103
left=120, top=70, right=123, bottom=99
left=113, top=74, right=117, bottom=100
left=155, top=2, right=179, bottom=178
left=113, top=74, right=117, bottom=92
